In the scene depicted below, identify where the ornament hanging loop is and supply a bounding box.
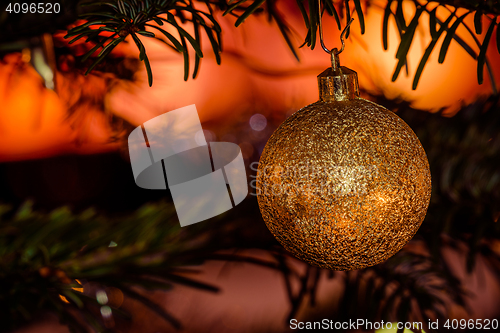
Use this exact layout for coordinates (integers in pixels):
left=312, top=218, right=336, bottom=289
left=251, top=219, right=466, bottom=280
left=334, top=17, right=354, bottom=55
left=318, top=1, right=354, bottom=68
left=317, top=3, right=359, bottom=101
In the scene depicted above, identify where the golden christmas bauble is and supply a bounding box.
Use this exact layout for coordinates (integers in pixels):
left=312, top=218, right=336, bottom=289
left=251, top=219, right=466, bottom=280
left=256, top=54, right=431, bottom=270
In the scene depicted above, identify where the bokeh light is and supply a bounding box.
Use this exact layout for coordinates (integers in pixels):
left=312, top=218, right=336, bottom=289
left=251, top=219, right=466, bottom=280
left=249, top=114, right=267, bottom=131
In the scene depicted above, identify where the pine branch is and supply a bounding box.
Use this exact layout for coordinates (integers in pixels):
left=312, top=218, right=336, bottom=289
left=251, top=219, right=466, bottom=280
left=1, top=1, right=499, bottom=90
left=437, top=0, right=500, bottom=16
left=64, top=0, right=222, bottom=86
left=0, top=201, right=218, bottom=332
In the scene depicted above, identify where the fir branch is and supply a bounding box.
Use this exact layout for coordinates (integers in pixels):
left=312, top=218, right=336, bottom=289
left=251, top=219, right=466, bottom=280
left=1, top=1, right=499, bottom=89
left=59, top=1, right=500, bottom=90
left=64, top=0, right=221, bottom=86
left=0, top=201, right=217, bottom=332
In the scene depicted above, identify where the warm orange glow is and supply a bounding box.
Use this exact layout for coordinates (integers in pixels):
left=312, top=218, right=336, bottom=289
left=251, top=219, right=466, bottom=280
left=58, top=295, right=69, bottom=303
left=343, top=1, right=500, bottom=114
left=107, top=0, right=500, bottom=124
left=0, top=54, right=119, bottom=161
left=1, top=0, right=499, bottom=161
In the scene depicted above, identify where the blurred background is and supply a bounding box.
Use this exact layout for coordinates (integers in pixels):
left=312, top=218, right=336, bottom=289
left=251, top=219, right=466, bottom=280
left=1, top=0, right=500, bottom=332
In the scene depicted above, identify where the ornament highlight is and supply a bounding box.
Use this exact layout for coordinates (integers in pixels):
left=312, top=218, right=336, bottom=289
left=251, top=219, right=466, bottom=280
left=256, top=51, right=431, bottom=271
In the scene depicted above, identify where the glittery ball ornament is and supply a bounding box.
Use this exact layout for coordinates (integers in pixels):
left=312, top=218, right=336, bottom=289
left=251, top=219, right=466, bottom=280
left=256, top=53, right=431, bottom=270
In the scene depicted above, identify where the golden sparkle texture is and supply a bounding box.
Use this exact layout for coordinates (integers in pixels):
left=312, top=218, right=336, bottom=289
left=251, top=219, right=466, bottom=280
left=257, top=99, right=432, bottom=270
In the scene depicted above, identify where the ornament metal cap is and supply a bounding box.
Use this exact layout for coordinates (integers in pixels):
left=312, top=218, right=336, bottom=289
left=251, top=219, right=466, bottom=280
left=318, top=50, right=360, bottom=102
